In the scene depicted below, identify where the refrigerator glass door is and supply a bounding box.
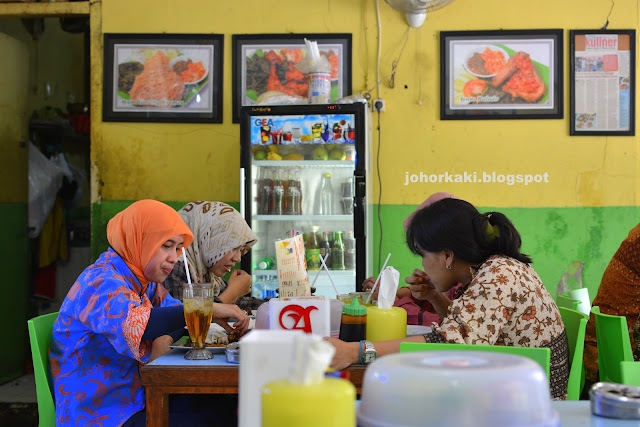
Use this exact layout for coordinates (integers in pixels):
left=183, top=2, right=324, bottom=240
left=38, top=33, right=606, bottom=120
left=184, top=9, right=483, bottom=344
left=243, top=106, right=363, bottom=299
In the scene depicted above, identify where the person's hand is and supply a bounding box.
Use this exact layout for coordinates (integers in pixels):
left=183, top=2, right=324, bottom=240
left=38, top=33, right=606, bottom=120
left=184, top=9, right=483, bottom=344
left=361, top=276, right=380, bottom=301
left=324, top=337, right=361, bottom=370
left=405, top=269, right=440, bottom=301
left=219, top=270, right=252, bottom=304
left=211, top=302, right=250, bottom=334
left=149, top=335, right=173, bottom=362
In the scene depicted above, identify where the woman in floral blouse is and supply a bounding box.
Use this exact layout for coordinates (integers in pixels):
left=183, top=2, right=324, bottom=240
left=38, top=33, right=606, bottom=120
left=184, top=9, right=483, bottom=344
left=328, top=198, right=569, bottom=399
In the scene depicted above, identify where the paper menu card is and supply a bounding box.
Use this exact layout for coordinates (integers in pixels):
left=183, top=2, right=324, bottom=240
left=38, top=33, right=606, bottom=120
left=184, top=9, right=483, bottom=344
left=275, top=234, right=311, bottom=298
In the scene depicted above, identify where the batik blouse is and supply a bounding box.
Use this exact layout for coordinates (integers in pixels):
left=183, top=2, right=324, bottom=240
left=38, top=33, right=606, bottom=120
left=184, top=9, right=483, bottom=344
left=422, top=255, right=570, bottom=399
left=49, top=249, right=181, bottom=426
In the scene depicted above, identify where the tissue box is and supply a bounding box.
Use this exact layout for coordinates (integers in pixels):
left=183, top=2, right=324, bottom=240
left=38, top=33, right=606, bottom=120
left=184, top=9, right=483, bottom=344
left=269, top=298, right=330, bottom=337
left=239, top=330, right=304, bottom=427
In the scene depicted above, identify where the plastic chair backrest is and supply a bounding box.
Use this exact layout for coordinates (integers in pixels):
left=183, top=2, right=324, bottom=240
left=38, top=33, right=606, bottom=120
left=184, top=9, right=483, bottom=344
left=559, top=307, right=588, bottom=400
left=399, top=342, right=550, bottom=379
left=563, top=288, right=591, bottom=316
left=556, top=295, right=580, bottom=311
left=27, top=312, right=58, bottom=427
left=620, top=361, right=640, bottom=387
left=592, top=306, right=634, bottom=383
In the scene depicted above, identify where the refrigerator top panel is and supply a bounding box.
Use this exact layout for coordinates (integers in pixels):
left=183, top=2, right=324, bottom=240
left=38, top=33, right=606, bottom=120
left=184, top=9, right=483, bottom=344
left=249, top=113, right=357, bottom=146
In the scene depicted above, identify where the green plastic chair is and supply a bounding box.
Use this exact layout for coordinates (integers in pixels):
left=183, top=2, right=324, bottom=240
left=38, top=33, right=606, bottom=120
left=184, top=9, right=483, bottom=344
left=592, top=306, right=634, bottom=384
left=559, top=307, right=588, bottom=400
left=563, top=288, right=591, bottom=316
left=27, top=312, right=58, bottom=427
left=399, top=342, right=550, bottom=379
left=620, top=361, right=640, bottom=386
left=556, top=295, right=580, bottom=311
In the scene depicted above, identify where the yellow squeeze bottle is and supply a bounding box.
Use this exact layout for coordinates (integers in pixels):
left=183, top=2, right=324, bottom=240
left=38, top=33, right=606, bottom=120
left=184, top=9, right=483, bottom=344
left=366, top=306, right=407, bottom=342
left=262, top=377, right=356, bottom=427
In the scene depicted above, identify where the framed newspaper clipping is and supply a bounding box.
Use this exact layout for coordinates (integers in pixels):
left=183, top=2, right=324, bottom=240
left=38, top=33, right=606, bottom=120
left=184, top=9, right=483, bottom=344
left=570, top=30, right=635, bottom=136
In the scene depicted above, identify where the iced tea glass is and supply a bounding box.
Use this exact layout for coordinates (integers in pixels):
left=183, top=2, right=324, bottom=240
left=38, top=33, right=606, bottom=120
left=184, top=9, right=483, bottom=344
left=183, top=283, right=215, bottom=360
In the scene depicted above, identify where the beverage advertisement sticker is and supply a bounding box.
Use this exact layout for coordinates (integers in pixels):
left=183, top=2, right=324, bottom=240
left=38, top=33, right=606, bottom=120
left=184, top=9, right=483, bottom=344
left=250, top=114, right=356, bottom=145
left=275, top=234, right=311, bottom=298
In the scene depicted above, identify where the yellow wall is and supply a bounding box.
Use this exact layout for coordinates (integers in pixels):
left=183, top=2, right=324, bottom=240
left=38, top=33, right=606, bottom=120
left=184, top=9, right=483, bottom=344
left=97, top=0, right=639, bottom=208
left=0, top=24, right=29, bottom=203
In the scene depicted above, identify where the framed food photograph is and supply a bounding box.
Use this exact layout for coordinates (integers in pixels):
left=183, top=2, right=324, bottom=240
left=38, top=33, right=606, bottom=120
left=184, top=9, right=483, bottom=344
left=570, top=29, right=635, bottom=136
left=440, top=29, right=563, bottom=120
left=232, top=33, right=352, bottom=123
left=103, top=33, right=223, bottom=123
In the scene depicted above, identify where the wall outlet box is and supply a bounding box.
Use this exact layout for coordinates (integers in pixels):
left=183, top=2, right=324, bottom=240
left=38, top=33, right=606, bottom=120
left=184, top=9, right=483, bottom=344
left=373, top=99, right=386, bottom=112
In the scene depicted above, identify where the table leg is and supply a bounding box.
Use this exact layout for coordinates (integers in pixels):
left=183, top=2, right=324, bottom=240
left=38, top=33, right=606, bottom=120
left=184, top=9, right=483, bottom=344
left=146, top=387, right=169, bottom=427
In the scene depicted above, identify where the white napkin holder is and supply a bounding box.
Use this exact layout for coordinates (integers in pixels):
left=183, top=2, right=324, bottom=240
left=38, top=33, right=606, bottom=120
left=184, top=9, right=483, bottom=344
left=238, top=329, right=303, bottom=427
left=269, top=298, right=330, bottom=337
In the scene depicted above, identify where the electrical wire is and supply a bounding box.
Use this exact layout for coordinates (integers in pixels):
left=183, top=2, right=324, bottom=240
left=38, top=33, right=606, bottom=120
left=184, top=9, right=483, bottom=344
left=417, top=29, right=422, bottom=105
left=602, top=0, right=615, bottom=29
left=376, top=109, right=382, bottom=273
left=376, top=0, right=382, bottom=100
left=363, top=27, right=412, bottom=97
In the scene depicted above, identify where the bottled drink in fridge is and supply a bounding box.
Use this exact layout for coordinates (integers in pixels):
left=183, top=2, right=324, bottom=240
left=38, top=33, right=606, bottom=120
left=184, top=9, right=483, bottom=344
left=344, top=230, right=356, bottom=270
left=306, top=226, right=321, bottom=270
left=319, top=231, right=332, bottom=269
left=316, top=173, right=335, bottom=215
left=332, top=230, right=346, bottom=270
left=257, top=168, right=273, bottom=215
left=270, top=169, right=285, bottom=215
left=284, top=169, right=301, bottom=215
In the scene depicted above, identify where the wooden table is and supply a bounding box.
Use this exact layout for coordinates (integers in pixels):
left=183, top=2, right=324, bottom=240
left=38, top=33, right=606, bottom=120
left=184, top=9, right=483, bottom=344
left=139, top=348, right=367, bottom=427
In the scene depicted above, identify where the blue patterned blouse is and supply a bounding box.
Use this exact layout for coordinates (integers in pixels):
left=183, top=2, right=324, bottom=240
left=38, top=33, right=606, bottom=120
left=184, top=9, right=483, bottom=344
left=49, top=248, right=181, bottom=426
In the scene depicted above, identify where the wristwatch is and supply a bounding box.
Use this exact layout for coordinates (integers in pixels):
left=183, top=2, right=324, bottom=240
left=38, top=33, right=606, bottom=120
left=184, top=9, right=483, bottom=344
left=362, top=340, right=377, bottom=364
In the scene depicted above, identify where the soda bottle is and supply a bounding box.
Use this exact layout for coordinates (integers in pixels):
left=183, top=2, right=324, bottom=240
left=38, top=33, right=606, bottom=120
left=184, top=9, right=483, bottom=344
left=332, top=231, right=346, bottom=270
left=306, top=226, right=321, bottom=270
left=284, top=170, right=301, bottom=215
left=257, top=257, right=275, bottom=270
left=319, top=230, right=332, bottom=269
left=316, top=173, right=335, bottom=215
left=270, top=169, right=284, bottom=215
left=257, top=168, right=272, bottom=215
left=295, top=170, right=303, bottom=215
left=344, top=230, right=356, bottom=270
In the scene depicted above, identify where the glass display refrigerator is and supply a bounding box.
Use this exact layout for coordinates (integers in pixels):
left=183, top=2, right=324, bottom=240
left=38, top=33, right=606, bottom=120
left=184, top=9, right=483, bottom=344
left=239, top=102, right=372, bottom=299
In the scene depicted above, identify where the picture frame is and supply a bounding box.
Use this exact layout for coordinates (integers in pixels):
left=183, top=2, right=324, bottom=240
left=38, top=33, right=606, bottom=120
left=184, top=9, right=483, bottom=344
left=103, top=33, right=223, bottom=123
left=440, top=29, right=563, bottom=120
left=232, top=33, right=352, bottom=123
left=570, top=29, right=635, bottom=136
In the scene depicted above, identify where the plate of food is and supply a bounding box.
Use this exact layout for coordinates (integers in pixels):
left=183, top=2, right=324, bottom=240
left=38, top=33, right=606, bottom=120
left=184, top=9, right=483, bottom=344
left=407, top=325, right=432, bottom=336
left=463, top=45, right=510, bottom=78
left=169, top=336, right=228, bottom=352
left=169, top=55, right=209, bottom=85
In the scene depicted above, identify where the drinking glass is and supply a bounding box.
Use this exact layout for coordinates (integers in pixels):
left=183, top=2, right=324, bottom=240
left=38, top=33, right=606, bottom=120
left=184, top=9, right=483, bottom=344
left=183, top=283, right=215, bottom=360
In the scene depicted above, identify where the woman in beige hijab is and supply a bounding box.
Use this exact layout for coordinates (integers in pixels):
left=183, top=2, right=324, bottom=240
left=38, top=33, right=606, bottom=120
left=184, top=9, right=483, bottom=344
left=164, top=201, right=262, bottom=312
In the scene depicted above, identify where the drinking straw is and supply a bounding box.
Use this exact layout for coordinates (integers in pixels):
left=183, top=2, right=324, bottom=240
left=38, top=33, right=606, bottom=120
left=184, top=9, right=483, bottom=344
left=318, top=254, right=340, bottom=299
left=365, top=253, right=391, bottom=304
left=310, top=254, right=326, bottom=288
left=182, top=247, right=192, bottom=285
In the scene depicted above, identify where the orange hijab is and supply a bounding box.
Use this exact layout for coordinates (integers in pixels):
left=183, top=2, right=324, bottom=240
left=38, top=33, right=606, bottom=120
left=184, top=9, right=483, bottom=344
left=107, top=200, right=194, bottom=286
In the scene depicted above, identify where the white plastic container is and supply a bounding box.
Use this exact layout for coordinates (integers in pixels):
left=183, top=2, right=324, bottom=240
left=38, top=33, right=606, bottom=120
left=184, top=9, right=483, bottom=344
left=308, top=72, right=331, bottom=104
left=358, top=351, right=559, bottom=427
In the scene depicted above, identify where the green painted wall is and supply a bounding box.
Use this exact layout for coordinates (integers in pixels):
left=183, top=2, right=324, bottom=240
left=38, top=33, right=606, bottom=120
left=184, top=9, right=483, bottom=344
left=93, top=200, right=639, bottom=302
left=374, top=204, right=640, bottom=300
left=0, top=203, right=30, bottom=383
left=91, top=200, right=240, bottom=260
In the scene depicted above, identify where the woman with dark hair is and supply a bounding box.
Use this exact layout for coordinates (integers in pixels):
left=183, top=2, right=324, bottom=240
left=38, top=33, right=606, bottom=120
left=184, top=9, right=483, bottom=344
left=327, top=198, right=569, bottom=399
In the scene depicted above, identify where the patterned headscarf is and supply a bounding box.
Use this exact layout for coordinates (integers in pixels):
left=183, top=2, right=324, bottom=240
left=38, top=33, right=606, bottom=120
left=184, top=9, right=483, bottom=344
left=107, top=199, right=193, bottom=287
left=178, top=201, right=257, bottom=289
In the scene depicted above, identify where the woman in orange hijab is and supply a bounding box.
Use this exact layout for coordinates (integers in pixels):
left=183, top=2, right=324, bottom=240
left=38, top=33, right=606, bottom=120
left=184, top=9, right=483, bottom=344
left=49, top=200, right=239, bottom=427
